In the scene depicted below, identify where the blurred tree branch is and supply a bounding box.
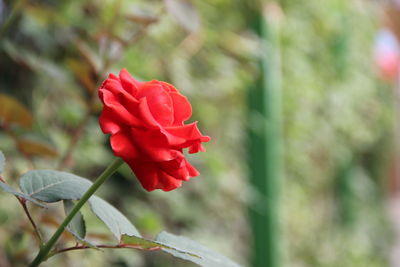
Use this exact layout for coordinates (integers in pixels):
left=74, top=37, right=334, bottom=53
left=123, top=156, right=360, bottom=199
left=0, top=0, right=26, bottom=39
left=0, top=176, right=43, bottom=245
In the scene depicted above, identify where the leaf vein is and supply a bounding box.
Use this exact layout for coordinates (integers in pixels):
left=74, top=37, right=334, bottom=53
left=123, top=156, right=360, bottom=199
left=29, top=180, right=74, bottom=196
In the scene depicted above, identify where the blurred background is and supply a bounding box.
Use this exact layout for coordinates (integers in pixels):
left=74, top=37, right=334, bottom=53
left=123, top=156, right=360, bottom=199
left=0, top=0, right=399, bottom=266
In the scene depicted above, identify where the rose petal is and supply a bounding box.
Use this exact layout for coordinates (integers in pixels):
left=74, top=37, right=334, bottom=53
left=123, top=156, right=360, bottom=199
left=168, top=92, right=192, bottom=125
left=185, top=160, right=200, bottom=176
left=119, top=69, right=141, bottom=95
left=110, top=131, right=139, bottom=160
left=102, top=78, right=139, bottom=107
left=101, top=76, right=124, bottom=95
left=165, top=122, right=208, bottom=142
left=99, top=107, right=121, bottom=134
left=108, top=73, right=119, bottom=80
left=131, top=127, right=182, bottom=162
left=160, top=81, right=178, bottom=93
left=160, top=157, right=199, bottom=181
left=99, top=89, right=142, bottom=127
left=137, top=82, right=174, bottom=126
left=138, top=97, right=161, bottom=128
left=98, top=69, right=211, bottom=192
left=189, top=143, right=206, bottom=154
left=129, top=161, right=182, bottom=191
left=156, top=172, right=183, bottom=191
left=164, top=122, right=210, bottom=150
left=128, top=161, right=158, bottom=191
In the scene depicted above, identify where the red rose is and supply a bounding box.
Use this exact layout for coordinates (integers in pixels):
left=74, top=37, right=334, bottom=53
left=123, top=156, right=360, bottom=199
left=98, top=69, right=210, bottom=191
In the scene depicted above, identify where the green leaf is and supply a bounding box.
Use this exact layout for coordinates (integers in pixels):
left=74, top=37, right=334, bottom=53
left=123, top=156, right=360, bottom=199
left=64, top=200, right=86, bottom=240
left=0, top=181, right=46, bottom=207
left=121, top=234, right=198, bottom=257
left=19, top=170, right=92, bottom=202
left=66, top=227, right=99, bottom=250
left=122, top=232, right=242, bottom=267
left=0, top=151, right=5, bottom=174
left=155, top=231, right=242, bottom=267
left=19, top=170, right=142, bottom=243
left=164, top=0, right=200, bottom=32
left=121, top=234, right=164, bottom=250
left=88, top=196, right=141, bottom=241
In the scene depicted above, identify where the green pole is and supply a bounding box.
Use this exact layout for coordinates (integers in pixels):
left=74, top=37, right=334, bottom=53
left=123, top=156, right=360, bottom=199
left=261, top=5, right=283, bottom=267
left=248, top=3, right=283, bottom=267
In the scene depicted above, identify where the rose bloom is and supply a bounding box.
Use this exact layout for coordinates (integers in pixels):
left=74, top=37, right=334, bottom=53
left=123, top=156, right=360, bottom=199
left=98, top=69, right=210, bottom=191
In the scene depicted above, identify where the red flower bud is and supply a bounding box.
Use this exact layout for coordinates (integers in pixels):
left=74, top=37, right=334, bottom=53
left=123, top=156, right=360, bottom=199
left=98, top=69, right=210, bottom=191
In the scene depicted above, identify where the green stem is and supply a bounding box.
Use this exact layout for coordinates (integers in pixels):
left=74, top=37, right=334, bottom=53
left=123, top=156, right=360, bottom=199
left=29, top=157, right=124, bottom=267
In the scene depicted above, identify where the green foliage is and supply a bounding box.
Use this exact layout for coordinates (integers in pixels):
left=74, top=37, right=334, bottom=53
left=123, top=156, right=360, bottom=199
left=122, top=231, right=243, bottom=267
left=18, top=169, right=141, bottom=242
left=20, top=170, right=92, bottom=202
left=64, top=200, right=86, bottom=240
left=121, top=234, right=162, bottom=249
left=88, top=196, right=140, bottom=240
left=279, top=1, right=392, bottom=266
left=155, top=231, right=242, bottom=267
left=1, top=166, right=242, bottom=266
left=0, top=0, right=395, bottom=266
